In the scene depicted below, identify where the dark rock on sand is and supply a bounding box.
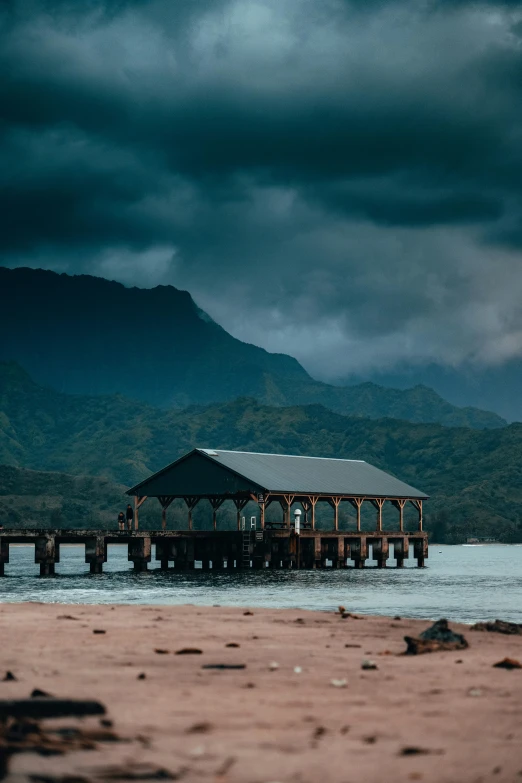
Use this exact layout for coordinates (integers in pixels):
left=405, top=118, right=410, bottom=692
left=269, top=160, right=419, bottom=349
left=175, top=648, right=202, bottom=655
left=185, top=722, right=212, bottom=734
left=472, top=620, right=522, bottom=636
left=493, top=657, right=522, bottom=670
left=404, top=619, right=468, bottom=655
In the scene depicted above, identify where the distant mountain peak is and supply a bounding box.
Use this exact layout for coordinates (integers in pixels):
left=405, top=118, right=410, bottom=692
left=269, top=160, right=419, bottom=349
left=0, top=266, right=506, bottom=429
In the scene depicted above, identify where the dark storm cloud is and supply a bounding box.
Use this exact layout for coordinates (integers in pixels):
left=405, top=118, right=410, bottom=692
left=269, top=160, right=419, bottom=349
left=1, top=0, right=522, bottom=377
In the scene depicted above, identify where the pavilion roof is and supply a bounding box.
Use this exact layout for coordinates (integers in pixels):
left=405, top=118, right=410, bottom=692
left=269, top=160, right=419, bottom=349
left=127, top=448, right=428, bottom=500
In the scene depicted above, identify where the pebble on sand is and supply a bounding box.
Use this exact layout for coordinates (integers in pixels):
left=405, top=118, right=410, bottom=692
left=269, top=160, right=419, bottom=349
left=493, top=657, right=522, bottom=670
left=186, top=721, right=212, bottom=734
left=31, top=689, right=52, bottom=698
left=175, top=648, right=203, bottom=655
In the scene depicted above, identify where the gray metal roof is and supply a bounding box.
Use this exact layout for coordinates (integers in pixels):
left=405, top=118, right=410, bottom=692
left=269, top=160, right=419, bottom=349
left=197, top=449, right=427, bottom=499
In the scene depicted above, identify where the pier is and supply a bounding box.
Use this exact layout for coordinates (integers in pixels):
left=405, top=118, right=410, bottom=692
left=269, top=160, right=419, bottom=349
left=0, top=447, right=430, bottom=575
left=0, top=529, right=428, bottom=575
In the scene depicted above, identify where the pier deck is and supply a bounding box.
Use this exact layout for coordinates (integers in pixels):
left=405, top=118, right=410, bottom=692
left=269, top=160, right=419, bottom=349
left=0, top=529, right=428, bottom=575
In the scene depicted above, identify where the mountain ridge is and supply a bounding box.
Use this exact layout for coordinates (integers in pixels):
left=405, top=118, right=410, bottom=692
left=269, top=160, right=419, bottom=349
left=0, top=266, right=506, bottom=429
left=0, top=362, right=521, bottom=542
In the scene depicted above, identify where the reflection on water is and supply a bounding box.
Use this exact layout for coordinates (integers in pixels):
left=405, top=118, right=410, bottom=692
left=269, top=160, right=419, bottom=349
left=1, top=544, right=521, bottom=624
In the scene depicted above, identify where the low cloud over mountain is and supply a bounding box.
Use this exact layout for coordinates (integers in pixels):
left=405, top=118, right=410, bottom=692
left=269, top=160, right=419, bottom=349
left=2, top=0, right=522, bottom=380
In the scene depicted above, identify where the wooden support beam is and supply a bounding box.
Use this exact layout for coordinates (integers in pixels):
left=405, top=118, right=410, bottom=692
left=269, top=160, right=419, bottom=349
left=183, top=496, right=199, bottom=531
left=209, top=497, right=225, bottom=531
left=369, top=498, right=385, bottom=532
left=133, top=495, right=148, bottom=531
left=337, top=536, right=345, bottom=567
left=301, top=500, right=310, bottom=527
left=391, top=499, right=407, bottom=532
left=282, top=494, right=295, bottom=528
left=326, top=496, right=342, bottom=531
left=314, top=535, right=321, bottom=567
left=410, top=499, right=423, bottom=531
left=158, top=496, right=174, bottom=531
left=254, top=493, right=269, bottom=530
left=233, top=498, right=249, bottom=531
left=259, top=501, right=265, bottom=530
left=307, top=496, right=319, bottom=531
left=348, top=498, right=364, bottom=532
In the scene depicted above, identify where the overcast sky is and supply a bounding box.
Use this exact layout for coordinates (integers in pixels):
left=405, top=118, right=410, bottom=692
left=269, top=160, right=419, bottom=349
left=2, top=0, right=522, bottom=380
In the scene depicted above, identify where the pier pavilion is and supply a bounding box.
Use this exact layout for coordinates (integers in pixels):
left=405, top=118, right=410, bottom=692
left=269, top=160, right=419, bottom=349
left=123, top=449, right=429, bottom=570
left=127, top=448, right=428, bottom=533
left=0, top=449, right=429, bottom=575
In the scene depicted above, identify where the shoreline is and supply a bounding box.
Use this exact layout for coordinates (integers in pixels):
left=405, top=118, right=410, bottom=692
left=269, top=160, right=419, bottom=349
left=1, top=602, right=521, bottom=782
left=0, top=598, right=511, bottom=626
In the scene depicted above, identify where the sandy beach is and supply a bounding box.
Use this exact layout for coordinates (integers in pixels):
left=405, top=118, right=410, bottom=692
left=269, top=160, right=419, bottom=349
left=1, top=603, right=522, bottom=783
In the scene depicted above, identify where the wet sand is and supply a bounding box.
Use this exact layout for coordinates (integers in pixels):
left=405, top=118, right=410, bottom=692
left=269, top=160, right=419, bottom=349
left=1, top=602, right=522, bottom=782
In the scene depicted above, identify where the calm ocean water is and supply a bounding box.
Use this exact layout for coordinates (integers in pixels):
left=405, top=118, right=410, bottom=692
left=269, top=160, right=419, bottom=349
left=1, top=544, right=521, bottom=624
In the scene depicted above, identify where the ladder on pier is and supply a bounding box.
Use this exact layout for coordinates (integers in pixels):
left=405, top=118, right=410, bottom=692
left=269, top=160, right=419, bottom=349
left=241, top=515, right=257, bottom=568
left=241, top=531, right=251, bottom=568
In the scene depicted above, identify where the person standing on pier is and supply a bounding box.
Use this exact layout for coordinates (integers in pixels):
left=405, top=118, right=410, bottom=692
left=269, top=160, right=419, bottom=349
left=117, top=511, right=125, bottom=531
left=126, top=504, right=134, bottom=531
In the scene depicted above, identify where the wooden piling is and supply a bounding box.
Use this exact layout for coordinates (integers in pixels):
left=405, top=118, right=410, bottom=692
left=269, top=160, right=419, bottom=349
left=0, top=538, right=9, bottom=576
left=35, top=536, right=59, bottom=576
left=128, top=537, right=151, bottom=572
left=85, top=536, right=107, bottom=575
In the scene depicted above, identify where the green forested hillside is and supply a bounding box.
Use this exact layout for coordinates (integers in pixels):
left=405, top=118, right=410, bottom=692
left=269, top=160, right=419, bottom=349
left=0, top=465, right=126, bottom=528
left=0, top=268, right=505, bottom=429
left=1, top=362, right=521, bottom=542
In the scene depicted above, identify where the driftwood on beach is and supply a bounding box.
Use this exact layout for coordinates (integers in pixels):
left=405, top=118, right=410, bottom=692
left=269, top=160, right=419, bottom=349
left=0, top=698, right=106, bottom=720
